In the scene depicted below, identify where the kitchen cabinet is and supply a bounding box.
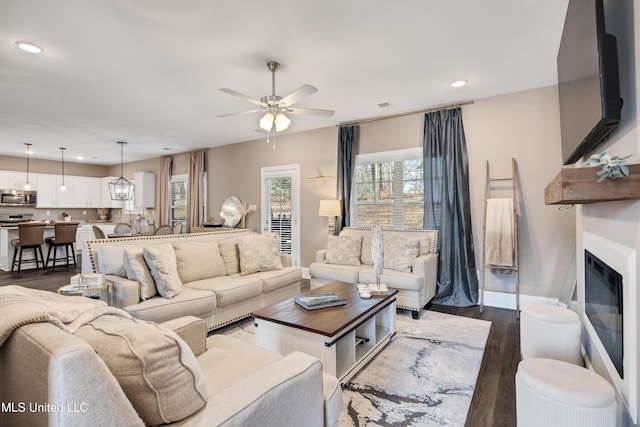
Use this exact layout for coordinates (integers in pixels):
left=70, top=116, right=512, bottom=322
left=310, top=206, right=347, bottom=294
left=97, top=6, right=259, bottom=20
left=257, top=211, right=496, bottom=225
left=134, top=172, right=155, bottom=209
left=0, top=171, right=29, bottom=190
left=35, top=174, right=74, bottom=208
left=73, top=176, right=103, bottom=208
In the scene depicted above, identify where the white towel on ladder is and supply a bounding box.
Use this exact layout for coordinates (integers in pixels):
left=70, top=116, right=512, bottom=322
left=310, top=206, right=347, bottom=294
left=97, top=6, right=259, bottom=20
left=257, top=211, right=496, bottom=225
left=485, top=198, right=515, bottom=277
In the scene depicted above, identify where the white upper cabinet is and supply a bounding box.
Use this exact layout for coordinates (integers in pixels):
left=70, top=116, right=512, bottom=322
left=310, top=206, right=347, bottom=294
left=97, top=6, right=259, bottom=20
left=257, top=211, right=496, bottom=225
left=134, top=172, right=155, bottom=209
left=35, top=174, right=74, bottom=208
left=0, top=171, right=29, bottom=190
left=73, top=176, right=103, bottom=208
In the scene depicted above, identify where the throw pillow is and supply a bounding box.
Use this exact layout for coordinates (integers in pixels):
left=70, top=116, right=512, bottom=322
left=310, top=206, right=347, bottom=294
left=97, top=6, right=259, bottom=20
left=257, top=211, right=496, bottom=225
left=143, top=243, right=182, bottom=298
left=97, top=245, right=128, bottom=277
left=74, top=315, right=208, bottom=425
left=325, top=234, right=363, bottom=266
left=340, top=230, right=372, bottom=265
left=172, top=240, right=227, bottom=283
left=383, top=233, right=420, bottom=272
left=237, top=233, right=283, bottom=275
left=123, top=247, right=157, bottom=300
left=219, top=238, right=240, bottom=274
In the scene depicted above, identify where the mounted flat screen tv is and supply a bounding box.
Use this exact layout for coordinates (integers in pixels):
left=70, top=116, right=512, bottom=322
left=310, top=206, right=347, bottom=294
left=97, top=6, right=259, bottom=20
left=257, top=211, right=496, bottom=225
left=557, top=0, right=622, bottom=165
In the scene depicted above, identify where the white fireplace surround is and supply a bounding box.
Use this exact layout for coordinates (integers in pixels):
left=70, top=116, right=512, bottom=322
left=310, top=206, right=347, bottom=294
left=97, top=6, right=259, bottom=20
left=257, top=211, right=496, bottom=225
left=583, top=232, right=637, bottom=423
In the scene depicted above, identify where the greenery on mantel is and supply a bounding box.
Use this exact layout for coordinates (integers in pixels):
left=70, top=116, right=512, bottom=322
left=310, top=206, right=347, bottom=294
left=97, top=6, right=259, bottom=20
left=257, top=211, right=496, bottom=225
left=583, top=151, right=631, bottom=182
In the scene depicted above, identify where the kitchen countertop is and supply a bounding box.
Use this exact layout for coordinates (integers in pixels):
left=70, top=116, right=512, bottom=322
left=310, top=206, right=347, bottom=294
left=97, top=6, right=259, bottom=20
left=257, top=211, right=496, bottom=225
left=0, top=222, right=116, bottom=229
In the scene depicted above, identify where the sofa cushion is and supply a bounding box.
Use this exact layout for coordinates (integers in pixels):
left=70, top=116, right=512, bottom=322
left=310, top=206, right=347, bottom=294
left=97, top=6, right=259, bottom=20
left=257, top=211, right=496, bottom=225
left=144, top=243, right=183, bottom=298
left=309, top=262, right=363, bottom=284
left=74, top=315, right=208, bottom=425
left=254, top=266, right=303, bottom=293
left=219, top=237, right=241, bottom=274
left=123, top=247, right=157, bottom=300
left=325, top=234, right=363, bottom=266
left=173, top=240, right=226, bottom=283
left=383, top=233, right=420, bottom=272
left=186, top=275, right=262, bottom=307
left=98, top=245, right=129, bottom=277
left=359, top=268, right=423, bottom=291
left=124, top=287, right=216, bottom=324
left=237, top=233, right=283, bottom=275
left=200, top=334, right=282, bottom=394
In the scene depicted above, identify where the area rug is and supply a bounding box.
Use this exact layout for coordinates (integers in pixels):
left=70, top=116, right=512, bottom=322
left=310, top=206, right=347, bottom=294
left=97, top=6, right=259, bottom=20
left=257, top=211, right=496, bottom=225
left=219, top=309, right=491, bottom=427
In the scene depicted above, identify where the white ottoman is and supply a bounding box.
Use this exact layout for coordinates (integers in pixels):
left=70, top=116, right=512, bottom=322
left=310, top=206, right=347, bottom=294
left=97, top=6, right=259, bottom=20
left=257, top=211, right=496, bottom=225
left=516, top=358, right=616, bottom=427
left=520, top=304, right=582, bottom=365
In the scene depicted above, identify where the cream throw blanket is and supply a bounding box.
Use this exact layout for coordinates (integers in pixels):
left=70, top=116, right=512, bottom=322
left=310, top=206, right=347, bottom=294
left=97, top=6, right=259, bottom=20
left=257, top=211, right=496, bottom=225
left=0, top=285, right=129, bottom=346
left=484, top=198, right=515, bottom=277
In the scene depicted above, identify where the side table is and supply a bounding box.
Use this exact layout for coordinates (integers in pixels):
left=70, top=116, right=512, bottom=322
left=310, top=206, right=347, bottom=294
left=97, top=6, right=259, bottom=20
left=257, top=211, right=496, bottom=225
left=58, top=280, right=114, bottom=306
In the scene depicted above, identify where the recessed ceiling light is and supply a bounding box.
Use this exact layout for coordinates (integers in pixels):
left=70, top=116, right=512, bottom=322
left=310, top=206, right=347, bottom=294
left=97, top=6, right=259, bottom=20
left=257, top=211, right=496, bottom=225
left=76, top=155, right=85, bottom=160
left=450, top=79, right=467, bottom=88
left=15, top=41, right=44, bottom=54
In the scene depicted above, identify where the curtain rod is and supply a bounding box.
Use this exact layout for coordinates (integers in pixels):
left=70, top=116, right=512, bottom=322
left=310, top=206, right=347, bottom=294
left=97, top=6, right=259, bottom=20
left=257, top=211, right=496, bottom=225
left=337, top=99, right=474, bottom=127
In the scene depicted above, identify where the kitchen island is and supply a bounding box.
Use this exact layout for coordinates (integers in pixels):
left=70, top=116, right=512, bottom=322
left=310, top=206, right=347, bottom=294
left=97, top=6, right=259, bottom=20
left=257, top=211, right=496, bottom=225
left=0, top=223, right=116, bottom=271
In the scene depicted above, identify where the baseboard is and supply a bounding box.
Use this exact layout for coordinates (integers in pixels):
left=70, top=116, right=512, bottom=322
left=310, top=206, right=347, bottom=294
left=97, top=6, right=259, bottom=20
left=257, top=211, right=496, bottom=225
left=482, top=290, right=559, bottom=310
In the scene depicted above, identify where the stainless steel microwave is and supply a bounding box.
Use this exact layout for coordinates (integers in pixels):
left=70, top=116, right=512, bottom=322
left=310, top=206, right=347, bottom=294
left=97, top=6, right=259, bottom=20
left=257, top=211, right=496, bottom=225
left=0, top=190, right=37, bottom=206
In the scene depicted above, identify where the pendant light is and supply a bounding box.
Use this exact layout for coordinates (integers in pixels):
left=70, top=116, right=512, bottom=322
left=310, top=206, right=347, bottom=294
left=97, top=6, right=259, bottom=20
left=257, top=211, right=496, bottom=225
left=23, top=143, right=32, bottom=190
left=108, top=141, right=135, bottom=201
left=59, top=147, right=67, bottom=192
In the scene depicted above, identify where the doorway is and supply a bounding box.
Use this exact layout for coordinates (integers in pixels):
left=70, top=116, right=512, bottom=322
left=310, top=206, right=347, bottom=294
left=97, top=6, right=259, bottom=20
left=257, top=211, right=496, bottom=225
left=261, top=164, right=300, bottom=267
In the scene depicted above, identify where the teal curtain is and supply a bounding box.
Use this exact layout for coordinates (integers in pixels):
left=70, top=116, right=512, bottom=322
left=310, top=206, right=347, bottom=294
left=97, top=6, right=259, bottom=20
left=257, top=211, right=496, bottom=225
left=423, top=108, right=478, bottom=306
left=336, top=125, right=359, bottom=235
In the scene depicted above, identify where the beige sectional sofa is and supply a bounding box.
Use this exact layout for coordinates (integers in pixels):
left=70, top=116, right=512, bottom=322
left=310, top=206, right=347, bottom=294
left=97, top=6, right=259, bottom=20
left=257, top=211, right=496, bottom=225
left=0, top=312, right=342, bottom=427
left=309, top=227, right=438, bottom=319
left=83, top=229, right=302, bottom=331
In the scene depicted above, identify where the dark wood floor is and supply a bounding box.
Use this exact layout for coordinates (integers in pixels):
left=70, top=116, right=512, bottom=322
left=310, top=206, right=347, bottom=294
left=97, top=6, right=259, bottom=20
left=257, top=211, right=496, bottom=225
left=0, top=261, right=520, bottom=427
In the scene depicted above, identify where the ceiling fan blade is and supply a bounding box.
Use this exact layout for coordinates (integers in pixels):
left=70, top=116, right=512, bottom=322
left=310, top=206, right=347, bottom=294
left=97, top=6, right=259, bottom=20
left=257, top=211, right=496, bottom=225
left=278, top=84, right=318, bottom=107
left=216, top=109, right=263, bottom=118
left=284, top=107, right=335, bottom=117
left=219, top=88, right=267, bottom=107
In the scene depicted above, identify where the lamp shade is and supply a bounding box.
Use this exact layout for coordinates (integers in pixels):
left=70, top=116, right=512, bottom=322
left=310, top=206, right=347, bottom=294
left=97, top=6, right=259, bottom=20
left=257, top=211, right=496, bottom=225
left=318, top=199, right=341, bottom=216
left=259, top=112, right=275, bottom=131
left=274, top=113, right=291, bottom=132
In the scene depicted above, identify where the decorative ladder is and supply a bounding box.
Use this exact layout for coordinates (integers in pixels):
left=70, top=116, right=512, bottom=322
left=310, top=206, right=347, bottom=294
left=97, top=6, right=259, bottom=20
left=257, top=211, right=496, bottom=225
left=480, top=158, right=520, bottom=317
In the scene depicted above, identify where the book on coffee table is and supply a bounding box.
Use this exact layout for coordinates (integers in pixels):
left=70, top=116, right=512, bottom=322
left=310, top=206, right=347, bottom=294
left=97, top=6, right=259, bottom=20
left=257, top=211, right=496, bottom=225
left=294, top=292, right=347, bottom=310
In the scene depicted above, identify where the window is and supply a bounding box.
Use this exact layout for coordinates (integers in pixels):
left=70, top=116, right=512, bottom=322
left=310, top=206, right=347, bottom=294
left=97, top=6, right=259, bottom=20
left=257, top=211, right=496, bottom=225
left=352, top=148, right=423, bottom=229
left=170, top=174, right=187, bottom=229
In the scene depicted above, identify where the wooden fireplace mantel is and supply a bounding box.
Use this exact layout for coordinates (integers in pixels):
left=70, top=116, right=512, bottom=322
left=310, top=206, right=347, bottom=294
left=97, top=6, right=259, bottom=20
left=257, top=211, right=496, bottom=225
left=544, top=164, right=640, bottom=205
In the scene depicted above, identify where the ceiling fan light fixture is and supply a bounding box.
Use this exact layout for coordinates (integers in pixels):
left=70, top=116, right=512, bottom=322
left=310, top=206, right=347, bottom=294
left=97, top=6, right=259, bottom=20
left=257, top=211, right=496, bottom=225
left=274, top=113, right=291, bottom=132
left=259, top=112, right=275, bottom=132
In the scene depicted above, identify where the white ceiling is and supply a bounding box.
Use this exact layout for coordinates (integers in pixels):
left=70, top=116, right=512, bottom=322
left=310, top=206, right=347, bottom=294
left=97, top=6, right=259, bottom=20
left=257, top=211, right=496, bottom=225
left=0, top=0, right=569, bottom=166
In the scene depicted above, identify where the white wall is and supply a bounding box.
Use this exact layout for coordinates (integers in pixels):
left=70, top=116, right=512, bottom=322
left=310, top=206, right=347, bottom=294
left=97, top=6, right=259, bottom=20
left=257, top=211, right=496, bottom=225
left=577, top=1, right=639, bottom=424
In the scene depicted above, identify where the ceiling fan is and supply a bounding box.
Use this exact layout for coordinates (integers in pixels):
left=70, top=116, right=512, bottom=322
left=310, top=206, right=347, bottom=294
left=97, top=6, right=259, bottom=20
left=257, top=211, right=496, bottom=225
left=217, top=61, right=334, bottom=133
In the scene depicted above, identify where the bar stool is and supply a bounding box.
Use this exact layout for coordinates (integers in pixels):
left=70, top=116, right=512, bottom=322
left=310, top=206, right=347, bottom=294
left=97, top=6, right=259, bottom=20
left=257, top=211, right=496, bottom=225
left=45, top=221, right=79, bottom=268
left=11, top=222, right=46, bottom=272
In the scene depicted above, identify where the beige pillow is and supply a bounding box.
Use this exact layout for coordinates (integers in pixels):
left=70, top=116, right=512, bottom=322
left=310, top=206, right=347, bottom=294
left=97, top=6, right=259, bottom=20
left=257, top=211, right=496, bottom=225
left=219, top=238, right=240, bottom=274
left=123, top=247, right=157, bottom=300
left=383, top=233, right=420, bottom=272
left=98, top=245, right=128, bottom=277
left=74, top=315, right=208, bottom=425
left=173, top=240, right=227, bottom=283
left=325, top=234, right=363, bottom=266
left=340, top=229, right=372, bottom=265
left=143, top=243, right=182, bottom=298
left=237, top=233, right=283, bottom=275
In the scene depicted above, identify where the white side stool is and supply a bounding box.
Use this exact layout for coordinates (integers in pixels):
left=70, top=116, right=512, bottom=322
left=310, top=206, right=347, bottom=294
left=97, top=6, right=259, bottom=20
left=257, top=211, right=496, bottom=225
left=516, top=358, right=616, bottom=427
left=520, top=304, right=582, bottom=365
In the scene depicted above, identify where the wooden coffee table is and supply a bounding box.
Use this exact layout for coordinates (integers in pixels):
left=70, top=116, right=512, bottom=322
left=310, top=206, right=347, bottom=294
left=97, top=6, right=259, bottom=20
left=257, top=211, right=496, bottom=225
left=251, top=281, right=397, bottom=383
